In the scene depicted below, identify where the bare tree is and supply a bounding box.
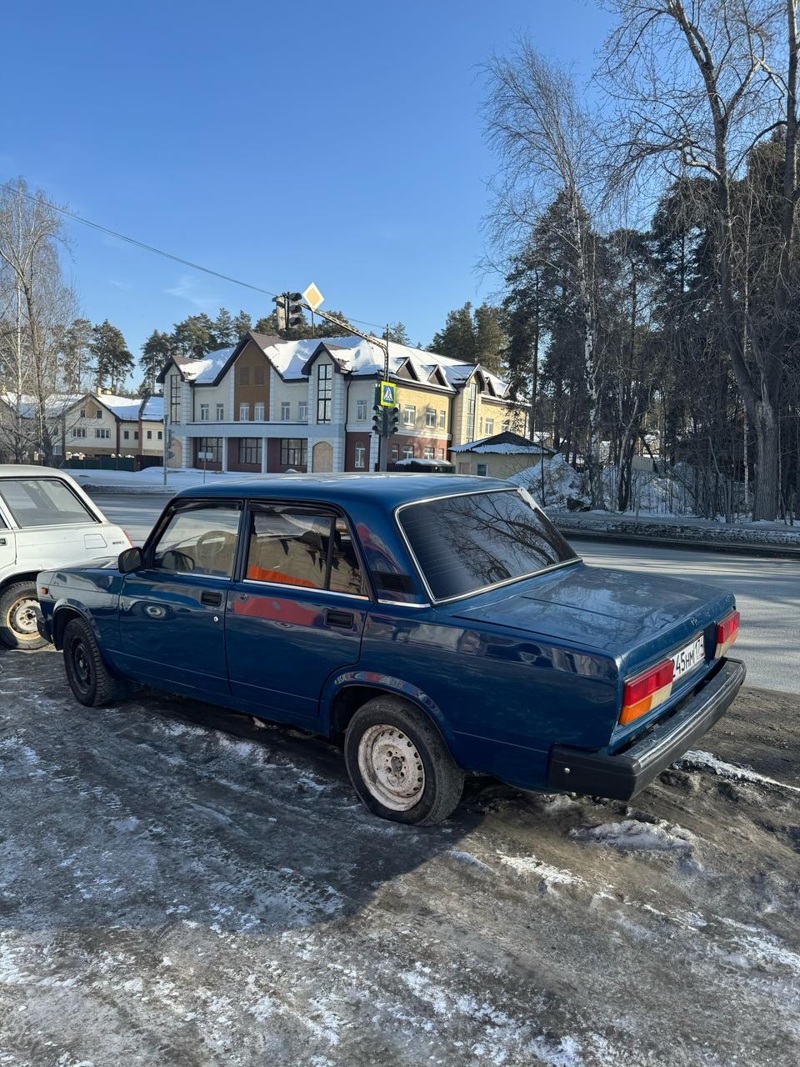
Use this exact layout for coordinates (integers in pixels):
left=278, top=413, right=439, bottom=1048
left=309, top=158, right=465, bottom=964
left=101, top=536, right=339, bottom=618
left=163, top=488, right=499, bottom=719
left=0, top=179, right=79, bottom=463
left=601, top=0, right=799, bottom=520
left=483, top=43, right=607, bottom=507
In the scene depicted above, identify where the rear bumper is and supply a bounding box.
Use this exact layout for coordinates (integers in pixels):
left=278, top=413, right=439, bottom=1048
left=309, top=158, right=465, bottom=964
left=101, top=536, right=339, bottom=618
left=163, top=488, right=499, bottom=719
left=546, top=657, right=746, bottom=801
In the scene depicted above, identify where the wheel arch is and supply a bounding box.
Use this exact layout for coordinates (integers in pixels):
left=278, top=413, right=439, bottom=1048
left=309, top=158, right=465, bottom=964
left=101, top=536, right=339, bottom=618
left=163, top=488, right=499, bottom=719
left=51, top=604, right=93, bottom=650
left=325, top=675, right=457, bottom=754
left=0, top=572, right=38, bottom=598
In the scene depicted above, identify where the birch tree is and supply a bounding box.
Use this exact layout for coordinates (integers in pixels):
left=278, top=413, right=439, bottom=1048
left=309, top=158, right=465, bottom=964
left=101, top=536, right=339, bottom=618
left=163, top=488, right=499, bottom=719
left=483, top=43, right=606, bottom=506
left=0, top=178, right=78, bottom=463
left=601, top=0, right=799, bottom=520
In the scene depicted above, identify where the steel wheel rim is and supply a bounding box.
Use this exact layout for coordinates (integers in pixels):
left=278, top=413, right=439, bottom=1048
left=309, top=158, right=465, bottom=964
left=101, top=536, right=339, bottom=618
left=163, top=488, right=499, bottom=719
left=357, top=724, right=425, bottom=811
left=9, top=596, right=39, bottom=637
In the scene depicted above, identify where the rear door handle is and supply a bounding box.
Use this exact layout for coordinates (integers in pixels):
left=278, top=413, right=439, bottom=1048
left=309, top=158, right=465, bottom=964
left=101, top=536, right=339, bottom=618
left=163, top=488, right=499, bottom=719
left=326, top=609, right=354, bottom=630
left=201, top=590, right=223, bottom=607
left=0, top=538, right=6, bottom=546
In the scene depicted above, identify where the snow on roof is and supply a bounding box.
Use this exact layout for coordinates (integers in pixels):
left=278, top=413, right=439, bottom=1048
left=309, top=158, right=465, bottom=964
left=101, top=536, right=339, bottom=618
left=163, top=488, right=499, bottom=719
left=2, top=392, right=86, bottom=418
left=95, top=394, right=142, bottom=421
left=451, top=432, right=549, bottom=455
left=141, top=395, right=164, bottom=420
left=178, top=346, right=238, bottom=384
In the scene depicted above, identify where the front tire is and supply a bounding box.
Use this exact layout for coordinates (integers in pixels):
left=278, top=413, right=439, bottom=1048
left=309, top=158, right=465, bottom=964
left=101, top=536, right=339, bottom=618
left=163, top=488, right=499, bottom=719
left=62, top=617, right=127, bottom=707
left=0, top=582, right=47, bottom=650
left=344, top=696, right=465, bottom=825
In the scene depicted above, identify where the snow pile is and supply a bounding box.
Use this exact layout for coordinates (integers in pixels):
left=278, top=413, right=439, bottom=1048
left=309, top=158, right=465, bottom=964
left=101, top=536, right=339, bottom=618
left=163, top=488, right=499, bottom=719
left=571, top=818, right=697, bottom=853
left=507, top=453, right=584, bottom=507
left=677, top=751, right=800, bottom=794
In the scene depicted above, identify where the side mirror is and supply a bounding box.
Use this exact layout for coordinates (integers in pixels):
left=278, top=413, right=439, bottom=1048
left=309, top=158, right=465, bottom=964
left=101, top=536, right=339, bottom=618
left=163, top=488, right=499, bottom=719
left=119, top=546, right=144, bottom=574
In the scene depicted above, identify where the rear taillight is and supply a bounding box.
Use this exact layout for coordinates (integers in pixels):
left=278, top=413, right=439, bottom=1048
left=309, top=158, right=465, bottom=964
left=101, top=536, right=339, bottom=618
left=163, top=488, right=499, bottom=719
left=715, top=610, right=740, bottom=658
left=620, top=659, right=675, bottom=725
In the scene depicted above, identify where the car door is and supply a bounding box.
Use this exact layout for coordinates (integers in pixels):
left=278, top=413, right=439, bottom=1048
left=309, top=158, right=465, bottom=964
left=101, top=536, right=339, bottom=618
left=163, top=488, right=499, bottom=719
left=116, top=500, right=242, bottom=697
left=225, top=502, right=369, bottom=724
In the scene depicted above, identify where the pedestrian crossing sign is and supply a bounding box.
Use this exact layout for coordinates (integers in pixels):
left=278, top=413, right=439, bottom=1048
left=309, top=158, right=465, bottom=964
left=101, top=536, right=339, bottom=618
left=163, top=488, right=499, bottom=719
left=379, top=381, right=396, bottom=407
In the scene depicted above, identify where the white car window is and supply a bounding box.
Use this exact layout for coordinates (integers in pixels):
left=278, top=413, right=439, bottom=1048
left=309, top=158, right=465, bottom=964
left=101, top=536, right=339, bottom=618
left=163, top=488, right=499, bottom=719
left=0, top=478, right=96, bottom=528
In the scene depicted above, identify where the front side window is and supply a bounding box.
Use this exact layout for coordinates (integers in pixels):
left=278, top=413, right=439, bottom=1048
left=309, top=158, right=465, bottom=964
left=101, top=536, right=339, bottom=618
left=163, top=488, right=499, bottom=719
left=0, top=478, right=95, bottom=528
left=151, top=504, right=241, bottom=578
left=200, top=403, right=209, bottom=421
left=298, top=401, right=308, bottom=421
left=425, top=408, right=436, bottom=428
left=317, top=364, right=332, bottom=423
left=95, top=428, right=110, bottom=439
left=439, top=409, right=446, bottom=429
left=398, top=489, right=577, bottom=601
left=355, top=444, right=366, bottom=468
left=403, top=445, right=414, bottom=459
left=245, top=506, right=365, bottom=596
left=239, top=403, right=250, bottom=421
left=403, top=405, right=416, bottom=427
left=281, top=401, right=291, bottom=420
left=485, top=418, right=495, bottom=435
left=254, top=402, right=265, bottom=421
left=72, top=428, right=87, bottom=439
left=216, top=403, right=225, bottom=420
left=356, top=399, right=367, bottom=421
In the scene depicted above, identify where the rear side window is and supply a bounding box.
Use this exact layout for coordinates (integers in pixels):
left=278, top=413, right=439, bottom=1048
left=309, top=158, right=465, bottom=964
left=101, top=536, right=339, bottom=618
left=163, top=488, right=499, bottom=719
left=245, top=505, right=366, bottom=597
left=398, top=488, right=577, bottom=601
left=0, top=478, right=96, bottom=528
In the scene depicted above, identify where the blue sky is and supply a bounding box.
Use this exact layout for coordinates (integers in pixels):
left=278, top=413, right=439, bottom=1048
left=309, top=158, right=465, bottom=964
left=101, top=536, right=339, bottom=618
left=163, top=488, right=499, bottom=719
left=3, top=0, right=614, bottom=373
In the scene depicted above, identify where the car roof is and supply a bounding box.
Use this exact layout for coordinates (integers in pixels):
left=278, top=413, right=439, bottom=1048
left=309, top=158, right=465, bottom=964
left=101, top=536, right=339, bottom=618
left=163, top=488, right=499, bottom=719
left=175, top=472, right=513, bottom=508
left=0, top=464, right=74, bottom=479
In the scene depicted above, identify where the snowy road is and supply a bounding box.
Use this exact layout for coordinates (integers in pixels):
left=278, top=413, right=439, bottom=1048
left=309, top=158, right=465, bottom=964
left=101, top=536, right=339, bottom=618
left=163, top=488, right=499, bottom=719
left=1, top=648, right=798, bottom=1066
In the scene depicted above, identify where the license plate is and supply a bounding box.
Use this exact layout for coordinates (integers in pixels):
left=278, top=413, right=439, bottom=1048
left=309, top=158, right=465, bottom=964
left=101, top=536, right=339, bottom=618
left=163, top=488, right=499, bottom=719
left=671, top=635, right=705, bottom=680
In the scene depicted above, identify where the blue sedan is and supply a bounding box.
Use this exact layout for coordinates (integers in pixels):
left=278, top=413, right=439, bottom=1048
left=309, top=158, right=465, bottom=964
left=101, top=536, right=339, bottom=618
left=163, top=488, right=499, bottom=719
left=37, top=475, right=745, bottom=824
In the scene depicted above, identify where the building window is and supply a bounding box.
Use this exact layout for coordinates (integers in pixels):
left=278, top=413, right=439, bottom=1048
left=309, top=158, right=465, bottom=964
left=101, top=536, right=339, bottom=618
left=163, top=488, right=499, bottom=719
left=237, top=366, right=250, bottom=386
left=80, top=408, right=86, bottom=418
left=95, top=428, right=110, bottom=439
left=197, top=438, right=222, bottom=464
left=423, top=447, right=434, bottom=459
left=425, top=408, right=436, bottom=428
left=239, top=403, right=250, bottom=421
left=281, top=401, right=291, bottom=421
left=403, top=405, right=416, bottom=427
left=71, top=428, right=87, bottom=439
left=298, top=401, right=308, bottom=421
left=485, top=418, right=494, bottom=435
left=254, top=402, right=265, bottom=421
left=403, top=445, right=414, bottom=459
left=438, top=448, right=445, bottom=459
left=96, top=411, right=102, bottom=419
left=317, top=364, right=332, bottom=423
left=134, top=431, right=139, bottom=441
left=280, top=438, right=307, bottom=467
left=439, top=409, right=446, bottom=429
left=354, top=444, right=366, bottom=469
left=357, top=399, right=367, bottom=421
left=158, top=431, right=163, bottom=440
left=391, top=446, right=399, bottom=461
left=216, top=403, right=225, bottom=420
left=253, top=365, right=265, bottom=385
left=477, top=463, right=488, bottom=476
left=238, top=438, right=262, bottom=465
left=147, top=430, right=153, bottom=440
left=200, top=403, right=209, bottom=421
left=123, top=430, right=129, bottom=440
left=169, top=376, right=180, bottom=425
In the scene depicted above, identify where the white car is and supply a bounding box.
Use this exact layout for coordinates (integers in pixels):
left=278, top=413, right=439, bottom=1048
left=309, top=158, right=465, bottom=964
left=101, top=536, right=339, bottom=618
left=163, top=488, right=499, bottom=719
left=0, top=465, right=130, bottom=649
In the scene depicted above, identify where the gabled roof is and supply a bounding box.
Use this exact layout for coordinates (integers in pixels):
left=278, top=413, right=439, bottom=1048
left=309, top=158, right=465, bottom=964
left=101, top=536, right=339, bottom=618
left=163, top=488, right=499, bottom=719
left=140, top=395, right=164, bottom=421
left=450, top=431, right=555, bottom=456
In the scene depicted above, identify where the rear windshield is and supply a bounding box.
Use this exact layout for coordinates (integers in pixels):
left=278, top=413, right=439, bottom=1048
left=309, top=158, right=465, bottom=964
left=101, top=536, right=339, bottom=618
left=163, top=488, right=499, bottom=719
left=0, top=478, right=96, bottom=528
left=397, top=488, right=577, bottom=600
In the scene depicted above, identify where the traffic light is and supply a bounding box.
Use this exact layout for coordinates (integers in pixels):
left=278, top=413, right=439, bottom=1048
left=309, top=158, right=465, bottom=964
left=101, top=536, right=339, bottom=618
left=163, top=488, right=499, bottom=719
left=286, top=292, right=304, bottom=329
left=273, top=294, right=288, bottom=330
left=372, top=404, right=385, bottom=435
left=387, top=406, right=399, bottom=434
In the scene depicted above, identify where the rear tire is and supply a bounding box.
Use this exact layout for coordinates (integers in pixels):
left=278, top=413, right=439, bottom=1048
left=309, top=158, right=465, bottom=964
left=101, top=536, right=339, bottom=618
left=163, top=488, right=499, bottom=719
left=344, top=696, right=464, bottom=825
left=62, top=617, right=128, bottom=707
left=0, top=582, right=48, bottom=650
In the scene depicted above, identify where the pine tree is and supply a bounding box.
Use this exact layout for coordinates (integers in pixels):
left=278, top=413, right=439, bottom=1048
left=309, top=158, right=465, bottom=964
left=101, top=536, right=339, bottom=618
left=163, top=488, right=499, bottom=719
left=429, top=303, right=478, bottom=363
left=139, top=330, right=174, bottom=395
left=90, top=320, right=134, bottom=393
left=212, top=307, right=236, bottom=346
left=474, top=304, right=506, bottom=375
left=171, top=313, right=216, bottom=358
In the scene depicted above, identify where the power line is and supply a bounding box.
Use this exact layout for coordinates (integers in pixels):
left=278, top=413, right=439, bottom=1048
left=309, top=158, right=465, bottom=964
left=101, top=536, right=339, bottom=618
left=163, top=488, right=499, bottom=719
left=0, top=180, right=388, bottom=333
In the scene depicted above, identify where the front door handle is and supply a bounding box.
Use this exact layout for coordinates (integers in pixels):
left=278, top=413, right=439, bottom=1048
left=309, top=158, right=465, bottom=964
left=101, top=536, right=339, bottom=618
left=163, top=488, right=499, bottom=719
left=201, top=590, right=223, bottom=607
left=326, top=609, right=354, bottom=630
left=0, top=538, right=6, bottom=546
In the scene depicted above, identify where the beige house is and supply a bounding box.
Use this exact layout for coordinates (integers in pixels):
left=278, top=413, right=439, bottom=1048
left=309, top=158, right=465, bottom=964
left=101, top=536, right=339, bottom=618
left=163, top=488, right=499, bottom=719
left=450, top=431, right=554, bottom=479
left=160, top=332, right=519, bottom=474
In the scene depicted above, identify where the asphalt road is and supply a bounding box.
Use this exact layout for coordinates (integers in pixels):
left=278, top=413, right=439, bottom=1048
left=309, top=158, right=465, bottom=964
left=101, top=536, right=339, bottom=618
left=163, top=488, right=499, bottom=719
left=92, top=491, right=800, bottom=696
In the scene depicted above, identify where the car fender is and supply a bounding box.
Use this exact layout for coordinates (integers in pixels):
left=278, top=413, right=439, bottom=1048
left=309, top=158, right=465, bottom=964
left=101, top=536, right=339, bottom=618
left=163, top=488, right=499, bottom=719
left=50, top=597, right=103, bottom=649
left=320, top=669, right=457, bottom=751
